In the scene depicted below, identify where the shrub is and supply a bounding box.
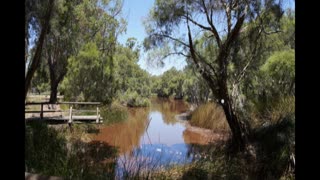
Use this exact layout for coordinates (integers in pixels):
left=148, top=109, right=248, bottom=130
left=118, top=90, right=151, bottom=107
left=100, top=103, right=129, bottom=125
left=25, top=121, right=117, bottom=179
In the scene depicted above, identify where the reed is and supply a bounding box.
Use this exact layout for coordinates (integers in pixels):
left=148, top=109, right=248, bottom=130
left=190, top=102, right=229, bottom=132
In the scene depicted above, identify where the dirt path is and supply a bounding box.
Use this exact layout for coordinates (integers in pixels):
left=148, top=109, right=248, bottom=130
left=25, top=104, right=67, bottom=118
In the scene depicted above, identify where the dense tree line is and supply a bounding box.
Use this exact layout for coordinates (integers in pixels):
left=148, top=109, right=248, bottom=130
left=25, top=0, right=152, bottom=106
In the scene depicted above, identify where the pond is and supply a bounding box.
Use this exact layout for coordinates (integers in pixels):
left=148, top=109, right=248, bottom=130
left=92, top=98, right=214, bottom=175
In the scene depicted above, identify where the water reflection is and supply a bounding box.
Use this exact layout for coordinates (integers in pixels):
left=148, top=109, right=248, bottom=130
left=93, top=108, right=149, bottom=154
left=141, top=111, right=186, bottom=146
left=150, top=98, right=190, bottom=125
left=92, top=97, right=216, bottom=174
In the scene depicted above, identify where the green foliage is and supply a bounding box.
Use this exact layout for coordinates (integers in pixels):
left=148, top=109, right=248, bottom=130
left=118, top=90, right=151, bottom=107
left=245, top=49, right=295, bottom=119
left=27, top=0, right=125, bottom=102
left=151, top=66, right=211, bottom=104
left=30, top=56, right=50, bottom=94
left=182, top=65, right=212, bottom=104
left=100, top=103, right=129, bottom=124
left=114, top=43, right=152, bottom=98
left=61, top=38, right=152, bottom=106
left=25, top=122, right=67, bottom=175
left=260, top=49, right=295, bottom=93
left=155, top=67, right=182, bottom=97
left=25, top=121, right=117, bottom=179
left=226, top=12, right=296, bottom=123
left=62, top=42, right=114, bottom=103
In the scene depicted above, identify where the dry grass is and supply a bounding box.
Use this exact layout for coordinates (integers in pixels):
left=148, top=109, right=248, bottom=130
left=26, top=94, right=64, bottom=103
left=190, top=102, right=229, bottom=132
left=267, top=96, right=295, bottom=124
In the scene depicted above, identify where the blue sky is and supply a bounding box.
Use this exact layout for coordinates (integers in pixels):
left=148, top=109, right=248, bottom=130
left=118, top=0, right=187, bottom=76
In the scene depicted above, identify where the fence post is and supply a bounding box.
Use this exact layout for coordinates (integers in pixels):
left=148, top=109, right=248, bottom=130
left=40, top=103, right=43, bottom=119
left=69, top=105, right=73, bottom=124
left=96, top=106, right=99, bottom=123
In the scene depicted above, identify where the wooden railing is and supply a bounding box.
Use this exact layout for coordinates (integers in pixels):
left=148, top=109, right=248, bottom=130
left=25, top=102, right=102, bottom=123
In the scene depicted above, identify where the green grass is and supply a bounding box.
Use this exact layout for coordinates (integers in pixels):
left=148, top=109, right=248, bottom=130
left=25, top=121, right=118, bottom=179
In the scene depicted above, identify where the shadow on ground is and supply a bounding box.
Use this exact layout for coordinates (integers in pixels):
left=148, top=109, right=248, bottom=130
left=25, top=121, right=116, bottom=180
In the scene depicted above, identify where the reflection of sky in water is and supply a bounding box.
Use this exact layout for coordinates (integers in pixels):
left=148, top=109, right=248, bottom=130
left=140, top=111, right=186, bottom=146
left=136, top=143, right=194, bottom=164
left=93, top=98, right=209, bottom=177
left=116, top=110, right=202, bottom=177
left=116, top=143, right=201, bottom=178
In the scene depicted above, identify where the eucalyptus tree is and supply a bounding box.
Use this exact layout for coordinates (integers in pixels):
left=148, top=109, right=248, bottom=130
left=45, top=0, right=125, bottom=103
left=43, top=0, right=80, bottom=102
left=144, top=0, right=288, bottom=151
left=182, top=65, right=211, bottom=104
left=25, top=0, right=54, bottom=98
left=231, top=10, right=295, bottom=118
left=112, top=38, right=153, bottom=106
left=154, top=68, right=186, bottom=98
left=61, top=0, right=126, bottom=103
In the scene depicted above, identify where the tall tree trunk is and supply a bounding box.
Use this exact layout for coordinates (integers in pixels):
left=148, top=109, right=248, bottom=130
left=25, top=0, right=54, bottom=99
left=216, top=78, right=249, bottom=152
left=186, top=14, right=249, bottom=151
left=48, top=62, right=66, bottom=103
left=49, top=81, right=58, bottom=103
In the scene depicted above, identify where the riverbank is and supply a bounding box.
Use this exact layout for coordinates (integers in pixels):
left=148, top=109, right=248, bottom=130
left=25, top=98, right=294, bottom=179
left=175, top=103, right=230, bottom=144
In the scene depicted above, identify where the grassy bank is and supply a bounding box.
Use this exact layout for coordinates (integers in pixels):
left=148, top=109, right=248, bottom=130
left=176, top=100, right=295, bottom=180
left=25, top=121, right=117, bottom=179
left=100, top=102, right=129, bottom=125
left=189, top=102, right=229, bottom=132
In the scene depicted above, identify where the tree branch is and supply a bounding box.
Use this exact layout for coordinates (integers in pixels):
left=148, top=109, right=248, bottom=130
left=153, top=33, right=189, bottom=48
left=234, top=24, right=264, bottom=86
left=194, top=50, right=218, bottom=79
left=262, top=28, right=282, bottom=35
left=221, top=0, right=232, bottom=34
left=182, top=15, right=211, bottom=31
left=224, top=10, right=246, bottom=53
left=200, top=0, right=222, bottom=48
left=187, top=14, right=217, bottom=92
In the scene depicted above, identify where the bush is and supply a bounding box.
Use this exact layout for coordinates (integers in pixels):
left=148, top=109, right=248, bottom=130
left=127, top=96, right=151, bottom=107
left=266, top=96, right=295, bottom=124
left=100, top=103, right=129, bottom=125
left=252, top=115, right=295, bottom=179
left=118, top=90, right=151, bottom=107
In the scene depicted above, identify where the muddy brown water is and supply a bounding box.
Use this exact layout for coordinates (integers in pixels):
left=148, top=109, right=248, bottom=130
left=92, top=97, right=226, bottom=174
